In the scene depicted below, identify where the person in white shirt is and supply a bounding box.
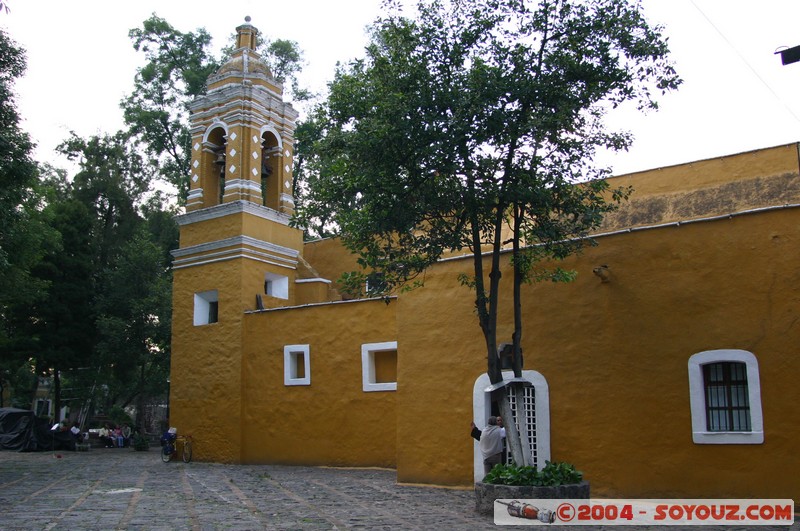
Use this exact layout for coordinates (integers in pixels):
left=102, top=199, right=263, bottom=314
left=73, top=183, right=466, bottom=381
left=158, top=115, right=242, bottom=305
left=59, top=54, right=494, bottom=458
left=478, top=416, right=506, bottom=475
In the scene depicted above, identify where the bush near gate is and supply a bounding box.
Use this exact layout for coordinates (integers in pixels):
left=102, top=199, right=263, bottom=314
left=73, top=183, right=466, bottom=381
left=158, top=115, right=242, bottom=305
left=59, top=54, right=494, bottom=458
left=483, top=461, right=583, bottom=486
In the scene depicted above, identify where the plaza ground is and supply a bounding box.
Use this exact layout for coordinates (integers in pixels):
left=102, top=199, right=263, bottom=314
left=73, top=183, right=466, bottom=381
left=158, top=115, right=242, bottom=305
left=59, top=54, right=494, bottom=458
left=0, top=448, right=796, bottom=530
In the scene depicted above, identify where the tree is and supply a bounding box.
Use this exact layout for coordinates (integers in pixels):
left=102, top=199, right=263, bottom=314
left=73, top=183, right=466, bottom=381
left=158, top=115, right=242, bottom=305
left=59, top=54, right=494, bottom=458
left=95, top=223, right=174, bottom=432
left=0, top=28, right=39, bottom=291
left=0, top=29, right=59, bottom=407
left=16, top=198, right=96, bottom=421
left=123, top=15, right=219, bottom=202
left=299, top=0, right=680, bottom=465
left=58, top=132, right=151, bottom=270
left=259, top=38, right=312, bottom=102
left=0, top=25, right=182, bottom=421
left=49, top=132, right=175, bottom=425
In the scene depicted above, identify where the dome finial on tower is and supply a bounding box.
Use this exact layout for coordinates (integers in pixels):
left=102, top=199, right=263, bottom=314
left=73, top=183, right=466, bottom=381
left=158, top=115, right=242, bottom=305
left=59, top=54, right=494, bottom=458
left=235, top=17, right=258, bottom=50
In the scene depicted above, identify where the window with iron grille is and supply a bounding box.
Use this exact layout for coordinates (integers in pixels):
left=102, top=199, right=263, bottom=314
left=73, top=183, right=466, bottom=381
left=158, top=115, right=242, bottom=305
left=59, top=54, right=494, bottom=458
left=688, top=349, right=763, bottom=444
left=506, top=385, right=538, bottom=468
left=703, top=362, right=750, bottom=432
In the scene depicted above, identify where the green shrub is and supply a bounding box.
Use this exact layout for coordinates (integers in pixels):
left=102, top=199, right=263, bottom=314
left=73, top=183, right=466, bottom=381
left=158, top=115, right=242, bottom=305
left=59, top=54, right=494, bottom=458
left=132, top=433, right=150, bottom=451
left=483, top=461, right=583, bottom=486
left=108, top=406, right=133, bottom=426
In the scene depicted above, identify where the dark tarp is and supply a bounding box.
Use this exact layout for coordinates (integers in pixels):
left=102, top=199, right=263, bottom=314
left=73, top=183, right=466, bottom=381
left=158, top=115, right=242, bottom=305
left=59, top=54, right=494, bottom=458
left=0, top=408, right=75, bottom=451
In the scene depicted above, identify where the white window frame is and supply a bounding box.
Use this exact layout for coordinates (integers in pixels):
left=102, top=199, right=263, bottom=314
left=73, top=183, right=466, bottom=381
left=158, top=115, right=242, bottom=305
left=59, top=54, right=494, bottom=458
left=688, top=349, right=764, bottom=444
left=361, top=341, right=398, bottom=392
left=193, top=290, right=218, bottom=326
left=284, top=344, right=310, bottom=386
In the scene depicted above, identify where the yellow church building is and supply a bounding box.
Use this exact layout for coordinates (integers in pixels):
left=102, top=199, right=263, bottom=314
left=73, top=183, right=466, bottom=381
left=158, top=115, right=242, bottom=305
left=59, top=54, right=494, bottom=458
left=169, top=19, right=800, bottom=502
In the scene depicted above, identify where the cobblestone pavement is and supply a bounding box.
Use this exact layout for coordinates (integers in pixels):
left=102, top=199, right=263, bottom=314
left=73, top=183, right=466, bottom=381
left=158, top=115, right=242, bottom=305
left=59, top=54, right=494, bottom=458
left=0, top=448, right=796, bottom=530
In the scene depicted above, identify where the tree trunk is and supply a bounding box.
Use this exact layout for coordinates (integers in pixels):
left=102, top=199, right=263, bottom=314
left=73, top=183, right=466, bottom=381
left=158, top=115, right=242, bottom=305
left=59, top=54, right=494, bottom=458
left=511, top=204, right=524, bottom=378
left=497, top=387, right=526, bottom=466
left=53, top=369, right=61, bottom=422
left=28, top=362, right=40, bottom=412
left=135, top=361, right=146, bottom=433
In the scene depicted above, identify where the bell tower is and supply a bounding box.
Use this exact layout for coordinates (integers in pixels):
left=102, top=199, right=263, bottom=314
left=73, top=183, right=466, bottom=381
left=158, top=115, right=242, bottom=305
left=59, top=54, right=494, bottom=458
left=168, top=17, right=305, bottom=462
left=185, top=16, right=298, bottom=214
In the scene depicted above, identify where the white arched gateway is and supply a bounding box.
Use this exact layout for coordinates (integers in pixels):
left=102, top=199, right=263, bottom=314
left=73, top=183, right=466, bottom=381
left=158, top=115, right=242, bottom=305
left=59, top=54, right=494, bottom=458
left=472, top=371, right=551, bottom=482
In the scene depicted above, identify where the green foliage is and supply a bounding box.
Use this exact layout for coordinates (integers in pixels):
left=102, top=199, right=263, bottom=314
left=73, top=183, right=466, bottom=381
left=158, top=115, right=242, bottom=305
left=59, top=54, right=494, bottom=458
left=298, top=0, right=678, bottom=294
left=0, top=30, right=55, bottom=354
left=94, top=224, right=173, bottom=411
left=0, top=31, right=53, bottom=400
left=483, top=461, right=583, bottom=486
left=132, top=432, right=150, bottom=451
left=263, top=39, right=311, bottom=101
left=123, top=15, right=219, bottom=202
left=299, top=0, right=679, bottom=464
left=0, top=25, right=179, bottom=421
left=108, top=406, right=133, bottom=426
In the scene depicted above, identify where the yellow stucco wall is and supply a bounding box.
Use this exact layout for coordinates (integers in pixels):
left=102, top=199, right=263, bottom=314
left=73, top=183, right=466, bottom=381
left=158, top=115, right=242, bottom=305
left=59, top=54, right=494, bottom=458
left=302, top=237, right=362, bottom=290
left=608, top=143, right=799, bottom=196
left=394, top=206, right=800, bottom=500
left=179, top=209, right=303, bottom=252
left=170, top=260, right=246, bottom=463
left=240, top=299, right=398, bottom=467
left=602, top=143, right=800, bottom=231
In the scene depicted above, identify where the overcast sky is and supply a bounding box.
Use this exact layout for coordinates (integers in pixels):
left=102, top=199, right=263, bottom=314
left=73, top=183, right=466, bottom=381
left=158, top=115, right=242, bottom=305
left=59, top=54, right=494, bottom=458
left=2, top=0, right=799, bottom=176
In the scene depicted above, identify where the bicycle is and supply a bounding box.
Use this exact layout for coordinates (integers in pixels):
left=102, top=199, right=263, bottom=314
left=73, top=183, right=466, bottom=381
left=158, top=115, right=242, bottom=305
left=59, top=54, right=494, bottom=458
left=160, top=431, right=193, bottom=463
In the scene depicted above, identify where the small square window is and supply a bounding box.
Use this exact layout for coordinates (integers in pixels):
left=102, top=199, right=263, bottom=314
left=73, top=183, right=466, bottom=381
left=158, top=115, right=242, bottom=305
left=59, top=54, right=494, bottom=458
left=194, top=290, right=219, bottom=326
left=362, top=341, right=398, bottom=392
left=265, top=272, right=289, bottom=299
left=284, top=345, right=310, bottom=386
left=366, top=272, right=387, bottom=295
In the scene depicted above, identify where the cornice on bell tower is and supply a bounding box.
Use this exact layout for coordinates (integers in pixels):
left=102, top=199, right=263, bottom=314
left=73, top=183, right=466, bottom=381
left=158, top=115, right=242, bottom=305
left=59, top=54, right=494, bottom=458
left=186, top=16, right=299, bottom=219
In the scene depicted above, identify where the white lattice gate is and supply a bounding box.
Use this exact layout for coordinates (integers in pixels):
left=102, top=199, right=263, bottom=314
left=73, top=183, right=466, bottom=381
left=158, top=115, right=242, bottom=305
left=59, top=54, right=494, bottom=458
left=506, top=384, right=539, bottom=468
left=473, top=371, right=551, bottom=482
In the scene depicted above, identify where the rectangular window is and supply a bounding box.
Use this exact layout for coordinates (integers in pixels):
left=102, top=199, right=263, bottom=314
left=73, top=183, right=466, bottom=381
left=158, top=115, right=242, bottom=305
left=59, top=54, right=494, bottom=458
left=361, top=341, right=398, bottom=392
left=293, top=354, right=306, bottom=379
left=703, top=361, right=751, bottom=432
left=366, top=272, right=387, bottom=295
left=264, top=272, right=289, bottom=299
left=193, top=290, right=219, bottom=326
left=284, top=345, right=310, bottom=386
left=688, top=350, right=763, bottom=444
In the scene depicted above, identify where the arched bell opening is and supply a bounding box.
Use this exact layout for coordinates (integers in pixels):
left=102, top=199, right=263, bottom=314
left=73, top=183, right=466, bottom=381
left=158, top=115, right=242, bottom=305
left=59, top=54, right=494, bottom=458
left=261, top=131, right=280, bottom=210
left=203, top=127, right=227, bottom=207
